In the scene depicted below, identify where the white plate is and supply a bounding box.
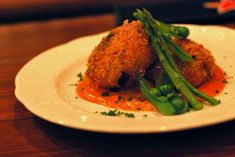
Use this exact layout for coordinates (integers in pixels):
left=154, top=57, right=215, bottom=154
left=15, top=25, right=235, bottom=133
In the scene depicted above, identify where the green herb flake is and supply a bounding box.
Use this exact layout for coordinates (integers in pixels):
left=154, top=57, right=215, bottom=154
left=127, top=96, right=133, bottom=101
left=100, top=109, right=135, bottom=118
left=118, top=96, right=123, bottom=101
left=143, top=114, right=148, bottom=117
left=101, top=92, right=110, bottom=96
left=101, top=109, right=118, bottom=116
left=77, top=72, right=83, bottom=81
left=124, top=113, right=135, bottom=118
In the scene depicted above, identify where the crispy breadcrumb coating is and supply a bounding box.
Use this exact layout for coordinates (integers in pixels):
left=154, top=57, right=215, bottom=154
left=86, top=20, right=154, bottom=89
left=174, top=38, right=215, bottom=87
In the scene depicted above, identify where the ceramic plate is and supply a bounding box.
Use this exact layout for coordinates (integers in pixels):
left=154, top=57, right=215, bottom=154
left=15, top=25, right=235, bottom=133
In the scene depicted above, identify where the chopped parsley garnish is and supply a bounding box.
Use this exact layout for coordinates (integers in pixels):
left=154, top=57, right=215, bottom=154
left=143, top=114, right=148, bottom=117
left=118, top=96, right=123, bottom=101
left=101, top=92, right=110, bottom=96
left=77, top=72, right=83, bottom=81
left=127, top=96, right=133, bottom=101
left=124, top=112, right=135, bottom=118
left=100, top=109, right=135, bottom=118
left=101, top=109, right=118, bottom=116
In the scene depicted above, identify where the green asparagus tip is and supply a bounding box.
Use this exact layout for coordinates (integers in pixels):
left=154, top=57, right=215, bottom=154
left=175, top=26, right=190, bottom=38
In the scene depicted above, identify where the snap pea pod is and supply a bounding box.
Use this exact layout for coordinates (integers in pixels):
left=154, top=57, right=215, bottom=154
left=137, top=75, right=188, bottom=115
left=137, top=75, right=177, bottom=115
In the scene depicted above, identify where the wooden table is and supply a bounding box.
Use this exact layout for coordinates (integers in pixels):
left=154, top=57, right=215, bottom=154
left=1, top=13, right=235, bottom=156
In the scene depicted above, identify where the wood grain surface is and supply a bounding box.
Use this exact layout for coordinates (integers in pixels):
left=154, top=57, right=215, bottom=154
left=1, top=13, right=235, bottom=157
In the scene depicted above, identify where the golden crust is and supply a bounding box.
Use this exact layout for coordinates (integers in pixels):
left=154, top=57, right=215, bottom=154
left=86, top=20, right=154, bottom=89
left=174, top=38, right=215, bottom=87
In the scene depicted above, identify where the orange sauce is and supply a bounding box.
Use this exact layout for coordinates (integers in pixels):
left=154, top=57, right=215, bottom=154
left=77, top=65, right=225, bottom=111
left=198, top=65, right=225, bottom=97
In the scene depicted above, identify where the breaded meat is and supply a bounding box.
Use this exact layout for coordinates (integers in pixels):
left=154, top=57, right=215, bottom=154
left=147, top=39, right=216, bottom=87
left=86, top=20, right=154, bottom=89
left=175, top=38, right=215, bottom=87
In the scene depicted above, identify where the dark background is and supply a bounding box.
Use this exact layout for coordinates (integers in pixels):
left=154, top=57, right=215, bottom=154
left=0, top=0, right=234, bottom=24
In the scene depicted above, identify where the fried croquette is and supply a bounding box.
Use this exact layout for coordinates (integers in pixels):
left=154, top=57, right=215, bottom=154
left=147, top=39, right=215, bottom=87
left=174, top=38, right=215, bottom=87
left=86, top=20, right=154, bottom=89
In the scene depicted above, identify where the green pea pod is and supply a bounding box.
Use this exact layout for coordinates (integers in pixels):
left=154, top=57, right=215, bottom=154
left=170, top=97, right=189, bottom=114
left=158, top=84, right=173, bottom=95
left=137, top=75, right=177, bottom=115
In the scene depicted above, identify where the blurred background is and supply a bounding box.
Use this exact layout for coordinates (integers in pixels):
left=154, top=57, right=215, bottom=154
left=0, top=0, right=234, bottom=24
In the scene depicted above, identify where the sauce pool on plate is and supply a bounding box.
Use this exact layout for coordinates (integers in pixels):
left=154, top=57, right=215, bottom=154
left=77, top=65, right=225, bottom=111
